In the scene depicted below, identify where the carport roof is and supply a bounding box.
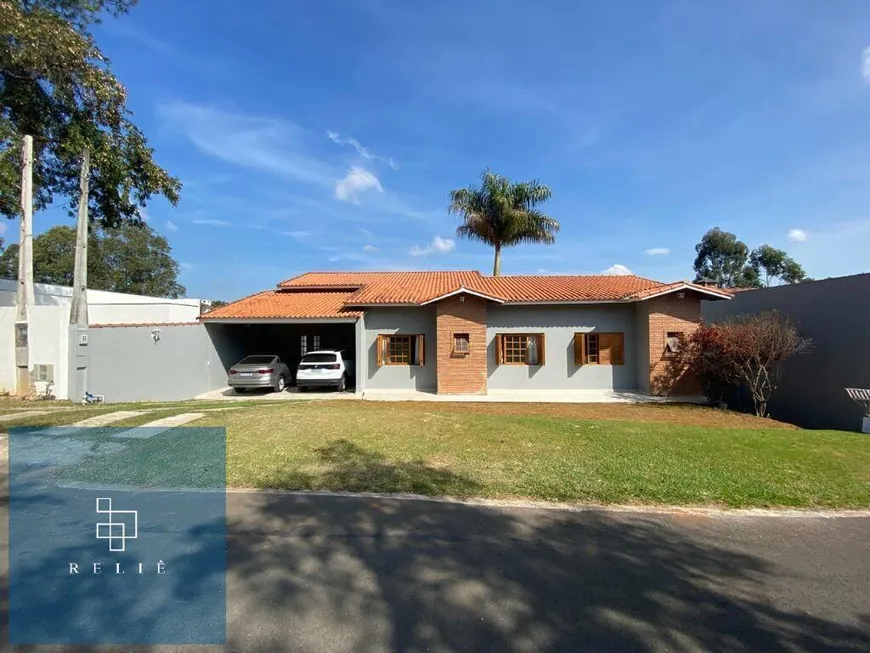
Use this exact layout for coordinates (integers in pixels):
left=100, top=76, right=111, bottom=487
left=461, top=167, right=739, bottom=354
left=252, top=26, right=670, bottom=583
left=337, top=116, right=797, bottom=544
left=201, top=290, right=363, bottom=320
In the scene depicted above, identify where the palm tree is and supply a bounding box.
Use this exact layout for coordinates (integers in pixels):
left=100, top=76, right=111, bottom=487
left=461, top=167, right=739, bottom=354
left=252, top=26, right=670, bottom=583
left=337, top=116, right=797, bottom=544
left=448, top=170, right=559, bottom=276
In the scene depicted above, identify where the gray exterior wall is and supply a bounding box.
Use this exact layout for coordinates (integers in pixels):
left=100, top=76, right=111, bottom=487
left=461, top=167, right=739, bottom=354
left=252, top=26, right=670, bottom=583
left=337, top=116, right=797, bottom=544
left=702, top=274, right=870, bottom=431
left=87, top=324, right=227, bottom=402
left=634, top=303, right=650, bottom=393
left=364, top=307, right=437, bottom=390
left=486, top=304, right=638, bottom=390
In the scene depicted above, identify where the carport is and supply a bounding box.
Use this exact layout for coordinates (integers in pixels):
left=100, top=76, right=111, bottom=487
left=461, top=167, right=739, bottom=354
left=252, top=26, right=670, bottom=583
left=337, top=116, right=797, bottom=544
left=200, top=289, right=367, bottom=394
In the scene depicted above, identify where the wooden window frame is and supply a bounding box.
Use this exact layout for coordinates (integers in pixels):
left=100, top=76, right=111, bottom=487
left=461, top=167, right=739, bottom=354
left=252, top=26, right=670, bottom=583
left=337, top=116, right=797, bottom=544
left=574, top=332, right=624, bottom=366
left=495, top=333, right=546, bottom=366
left=376, top=334, right=425, bottom=367
left=452, top=332, right=470, bottom=355
left=312, top=334, right=321, bottom=351
left=300, top=334, right=308, bottom=356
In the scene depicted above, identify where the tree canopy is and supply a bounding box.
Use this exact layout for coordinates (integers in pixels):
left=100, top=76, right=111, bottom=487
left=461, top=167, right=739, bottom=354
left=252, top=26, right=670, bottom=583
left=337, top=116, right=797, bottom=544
left=693, top=228, right=758, bottom=288
left=0, top=223, right=186, bottom=297
left=1, top=0, right=180, bottom=227
left=749, top=244, right=807, bottom=287
left=693, top=228, right=807, bottom=289
left=449, top=170, right=559, bottom=276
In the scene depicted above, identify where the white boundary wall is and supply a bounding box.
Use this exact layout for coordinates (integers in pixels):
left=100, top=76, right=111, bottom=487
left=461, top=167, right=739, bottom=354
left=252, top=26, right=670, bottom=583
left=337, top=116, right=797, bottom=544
left=0, top=279, right=203, bottom=399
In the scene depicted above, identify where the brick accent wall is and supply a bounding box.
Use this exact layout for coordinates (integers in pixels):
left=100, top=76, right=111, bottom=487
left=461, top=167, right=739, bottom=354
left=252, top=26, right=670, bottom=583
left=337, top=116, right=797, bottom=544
left=435, top=295, right=488, bottom=394
left=647, top=292, right=703, bottom=395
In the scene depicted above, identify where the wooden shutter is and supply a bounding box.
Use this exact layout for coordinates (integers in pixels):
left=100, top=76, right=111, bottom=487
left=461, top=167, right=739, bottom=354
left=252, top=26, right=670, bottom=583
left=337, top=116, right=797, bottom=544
left=612, top=332, right=625, bottom=365
left=376, top=335, right=385, bottom=367
left=416, top=334, right=425, bottom=365
left=599, top=333, right=612, bottom=365
left=537, top=334, right=546, bottom=365
left=574, top=333, right=587, bottom=366
left=496, top=334, right=504, bottom=365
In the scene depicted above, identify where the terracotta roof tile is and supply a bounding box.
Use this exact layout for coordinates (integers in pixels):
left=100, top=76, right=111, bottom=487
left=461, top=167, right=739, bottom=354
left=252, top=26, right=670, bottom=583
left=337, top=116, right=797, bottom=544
left=469, top=275, right=664, bottom=302
left=210, top=271, right=732, bottom=320
left=200, top=291, right=362, bottom=320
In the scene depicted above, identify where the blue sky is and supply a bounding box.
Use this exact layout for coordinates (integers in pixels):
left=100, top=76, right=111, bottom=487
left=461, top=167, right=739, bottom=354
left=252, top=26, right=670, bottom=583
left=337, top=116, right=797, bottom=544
left=6, top=0, right=870, bottom=300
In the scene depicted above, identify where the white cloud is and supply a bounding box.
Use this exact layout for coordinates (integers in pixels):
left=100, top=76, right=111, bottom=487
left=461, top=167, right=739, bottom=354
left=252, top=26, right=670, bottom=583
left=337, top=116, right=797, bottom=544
left=600, top=264, right=633, bottom=275
left=334, top=166, right=384, bottom=204
left=283, top=230, right=312, bottom=240
left=537, top=268, right=547, bottom=274
left=157, top=100, right=334, bottom=187
left=0, top=221, right=7, bottom=237
left=644, top=247, right=670, bottom=256
left=165, top=220, right=178, bottom=232
left=363, top=244, right=379, bottom=252
left=193, top=219, right=230, bottom=227
left=327, top=131, right=398, bottom=169
left=788, top=228, right=808, bottom=242
left=410, top=236, right=456, bottom=256
left=180, top=261, right=195, bottom=270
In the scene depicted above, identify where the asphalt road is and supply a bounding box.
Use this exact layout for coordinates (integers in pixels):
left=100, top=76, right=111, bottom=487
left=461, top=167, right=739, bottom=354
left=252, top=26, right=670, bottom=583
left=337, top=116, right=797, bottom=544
left=3, top=493, right=870, bottom=652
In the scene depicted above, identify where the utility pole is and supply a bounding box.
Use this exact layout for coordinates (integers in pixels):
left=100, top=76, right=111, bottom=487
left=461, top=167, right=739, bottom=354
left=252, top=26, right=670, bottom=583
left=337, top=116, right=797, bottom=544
left=68, top=148, right=90, bottom=403
left=69, top=148, right=90, bottom=326
left=15, top=135, right=35, bottom=396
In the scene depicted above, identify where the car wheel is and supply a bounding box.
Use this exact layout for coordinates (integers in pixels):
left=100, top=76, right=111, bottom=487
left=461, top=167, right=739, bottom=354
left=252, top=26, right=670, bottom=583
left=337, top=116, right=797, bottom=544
left=275, top=375, right=286, bottom=393
left=337, top=375, right=346, bottom=393
left=235, top=387, right=246, bottom=394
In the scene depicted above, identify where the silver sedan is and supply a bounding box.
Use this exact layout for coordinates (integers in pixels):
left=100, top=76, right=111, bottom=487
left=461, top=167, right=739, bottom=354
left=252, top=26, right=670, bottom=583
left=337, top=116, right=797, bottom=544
left=227, top=355, right=292, bottom=393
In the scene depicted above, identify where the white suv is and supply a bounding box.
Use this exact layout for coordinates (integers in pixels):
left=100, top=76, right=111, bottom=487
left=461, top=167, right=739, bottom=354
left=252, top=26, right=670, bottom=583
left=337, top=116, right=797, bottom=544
left=295, top=350, right=354, bottom=392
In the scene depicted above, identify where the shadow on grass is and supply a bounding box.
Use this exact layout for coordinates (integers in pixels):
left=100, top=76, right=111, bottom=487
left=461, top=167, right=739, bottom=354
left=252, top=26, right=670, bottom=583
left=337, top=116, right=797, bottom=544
left=257, top=438, right=482, bottom=497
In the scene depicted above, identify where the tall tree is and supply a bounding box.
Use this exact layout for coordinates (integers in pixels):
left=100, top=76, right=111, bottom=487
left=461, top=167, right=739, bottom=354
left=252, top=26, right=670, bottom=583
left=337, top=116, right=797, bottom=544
left=0, top=223, right=186, bottom=297
left=449, top=169, right=559, bottom=276
left=1, top=0, right=180, bottom=227
left=749, top=244, right=807, bottom=287
left=693, top=228, right=760, bottom=289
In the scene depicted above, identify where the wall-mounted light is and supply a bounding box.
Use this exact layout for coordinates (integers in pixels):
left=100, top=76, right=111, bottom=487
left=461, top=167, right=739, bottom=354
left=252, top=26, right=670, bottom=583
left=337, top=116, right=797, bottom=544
left=151, top=327, right=162, bottom=343
left=459, top=295, right=466, bottom=302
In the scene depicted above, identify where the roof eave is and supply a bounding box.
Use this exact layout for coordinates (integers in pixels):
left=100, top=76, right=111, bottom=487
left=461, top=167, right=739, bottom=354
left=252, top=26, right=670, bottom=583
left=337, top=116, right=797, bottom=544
left=633, top=283, right=732, bottom=301
left=419, top=287, right=506, bottom=305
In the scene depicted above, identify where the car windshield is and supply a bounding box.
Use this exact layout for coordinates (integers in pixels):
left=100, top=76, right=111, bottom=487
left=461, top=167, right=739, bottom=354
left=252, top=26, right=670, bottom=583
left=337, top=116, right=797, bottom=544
left=301, top=353, right=337, bottom=364
left=238, top=355, right=274, bottom=365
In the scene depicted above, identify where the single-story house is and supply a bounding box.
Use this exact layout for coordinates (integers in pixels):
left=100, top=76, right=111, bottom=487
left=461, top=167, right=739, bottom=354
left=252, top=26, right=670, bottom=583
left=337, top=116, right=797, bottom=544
left=201, top=271, right=732, bottom=396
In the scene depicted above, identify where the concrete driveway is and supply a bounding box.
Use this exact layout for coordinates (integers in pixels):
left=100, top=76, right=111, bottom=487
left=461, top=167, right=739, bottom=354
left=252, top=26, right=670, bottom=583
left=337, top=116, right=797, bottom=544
left=2, top=493, right=868, bottom=651
left=194, top=386, right=358, bottom=401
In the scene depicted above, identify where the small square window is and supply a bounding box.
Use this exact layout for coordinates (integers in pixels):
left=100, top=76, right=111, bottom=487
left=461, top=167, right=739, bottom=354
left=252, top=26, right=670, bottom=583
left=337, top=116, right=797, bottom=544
left=453, top=333, right=470, bottom=354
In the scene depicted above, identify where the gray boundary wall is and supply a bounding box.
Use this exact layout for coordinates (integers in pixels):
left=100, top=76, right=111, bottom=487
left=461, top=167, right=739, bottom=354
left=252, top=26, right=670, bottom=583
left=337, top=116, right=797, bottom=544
left=702, top=274, right=870, bottom=431
left=86, top=323, right=228, bottom=402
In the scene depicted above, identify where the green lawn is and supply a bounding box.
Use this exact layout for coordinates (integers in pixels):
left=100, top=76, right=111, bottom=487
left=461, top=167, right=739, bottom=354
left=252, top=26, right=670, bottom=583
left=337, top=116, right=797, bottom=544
left=194, top=401, right=870, bottom=508
left=5, top=399, right=869, bottom=508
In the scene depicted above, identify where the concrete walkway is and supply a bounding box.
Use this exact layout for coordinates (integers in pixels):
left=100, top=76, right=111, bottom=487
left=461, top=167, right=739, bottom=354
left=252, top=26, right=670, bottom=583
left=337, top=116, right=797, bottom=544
left=70, top=410, right=150, bottom=427
left=195, top=386, right=704, bottom=404
left=0, top=410, right=51, bottom=422
left=362, top=389, right=706, bottom=403
left=112, top=412, right=205, bottom=439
